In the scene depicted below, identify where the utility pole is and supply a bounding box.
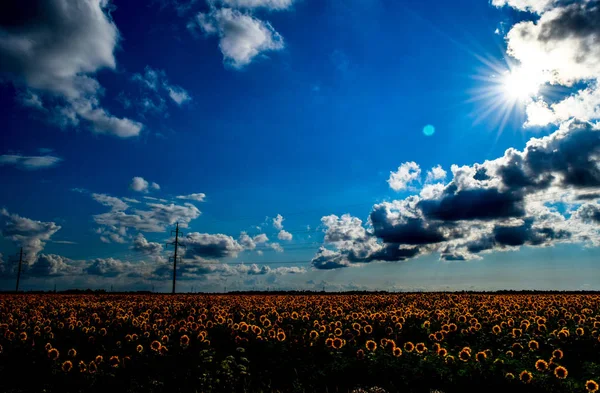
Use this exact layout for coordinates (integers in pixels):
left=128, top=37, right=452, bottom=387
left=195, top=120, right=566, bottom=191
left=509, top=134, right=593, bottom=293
left=166, top=222, right=185, bottom=294
left=14, top=248, right=24, bottom=293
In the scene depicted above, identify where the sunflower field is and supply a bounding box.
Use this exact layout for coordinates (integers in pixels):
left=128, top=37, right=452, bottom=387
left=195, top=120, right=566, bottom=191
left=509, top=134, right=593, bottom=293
left=1, top=293, right=600, bottom=393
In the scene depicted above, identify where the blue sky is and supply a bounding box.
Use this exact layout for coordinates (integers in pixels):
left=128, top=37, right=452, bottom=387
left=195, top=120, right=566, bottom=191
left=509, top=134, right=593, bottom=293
left=1, top=0, right=600, bottom=292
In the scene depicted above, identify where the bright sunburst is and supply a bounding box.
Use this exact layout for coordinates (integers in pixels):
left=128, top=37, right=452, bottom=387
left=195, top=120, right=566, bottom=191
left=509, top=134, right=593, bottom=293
left=467, top=55, right=550, bottom=135
left=501, top=67, right=544, bottom=101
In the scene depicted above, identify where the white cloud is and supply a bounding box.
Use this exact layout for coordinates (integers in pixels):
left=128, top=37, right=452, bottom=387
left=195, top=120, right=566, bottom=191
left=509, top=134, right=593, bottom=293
left=213, top=0, right=295, bottom=10
left=17, top=90, right=44, bottom=110
left=131, top=233, right=166, bottom=263
left=492, top=0, right=556, bottom=14
left=0, top=209, right=61, bottom=262
left=425, top=165, right=447, bottom=183
left=498, top=2, right=600, bottom=127
left=166, top=85, right=191, bottom=105
left=277, top=229, right=292, bottom=241
left=311, top=121, right=600, bottom=268
left=0, top=154, right=62, bottom=170
left=92, top=193, right=201, bottom=241
left=253, top=233, right=269, bottom=243
left=176, top=193, right=206, bottom=202
left=130, top=177, right=160, bottom=193
left=268, top=242, right=284, bottom=252
left=190, top=8, right=284, bottom=69
left=388, top=161, right=421, bottom=191
left=273, top=213, right=284, bottom=230
left=0, top=0, right=143, bottom=138
left=132, top=66, right=191, bottom=108
left=92, top=193, right=129, bottom=212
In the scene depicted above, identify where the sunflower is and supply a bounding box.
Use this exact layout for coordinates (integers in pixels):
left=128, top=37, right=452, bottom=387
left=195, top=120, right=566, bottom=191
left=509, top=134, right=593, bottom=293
left=277, top=331, right=286, bottom=342
left=554, top=366, right=568, bottom=379
left=136, top=344, right=144, bottom=353
left=415, top=343, right=426, bottom=353
left=535, top=359, right=548, bottom=372
left=151, top=340, right=162, bottom=351
left=332, top=338, right=343, bottom=349
left=492, top=325, right=501, bottom=334
left=437, top=348, right=447, bottom=357
left=44, top=343, right=52, bottom=351
left=48, top=348, right=59, bottom=360
left=88, top=361, right=98, bottom=374
left=78, top=360, right=87, bottom=373
left=393, top=347, right=402, bottom=357
left=160, top=345, right=169, bottom=355
left=61, top=360, right=73, bottom=372
left=404, top=342, right=414, bottom=352
left=506, top=350, right=514, bottom=358
left=475, top=351, right=487, bottom=362
left=68, top=348, right=77, bottom=357
left=552, top=349, right=563, bottom=360
left=95, top=355, right=103, bottom=364
left=519, top=370, right=533, bottom=384
left=366, top=340, right=377, bottom=351
left=528, top=340, right=539, bottom=351
left=586, top=380, right=599, bottom=393
left=180, top=334, right=190, bottom=346
left=364, top=325, right=373, bottom=334
left=505, top=373, right=515, bottom=380
left=356, top=349, right=365, bottom=360
left=19, top=332, right=27, bottom=341
left=576, top=327, right=585, bottom=336
left=459, top=349, right=471, bottom=362
left=445, top=355, right=455, bottom=364
left=109, top=355, right=120, bottom=368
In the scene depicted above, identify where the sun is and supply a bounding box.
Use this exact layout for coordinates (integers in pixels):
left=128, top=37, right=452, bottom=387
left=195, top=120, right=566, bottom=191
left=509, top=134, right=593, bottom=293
left=466, top=55, right=552, bottom=135
left=501, top=67, right=544, bottom=101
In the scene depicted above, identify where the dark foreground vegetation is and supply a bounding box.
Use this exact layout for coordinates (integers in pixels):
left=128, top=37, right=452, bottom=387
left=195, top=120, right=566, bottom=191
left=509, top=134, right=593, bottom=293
left=1, top=293, right=599, bottom=393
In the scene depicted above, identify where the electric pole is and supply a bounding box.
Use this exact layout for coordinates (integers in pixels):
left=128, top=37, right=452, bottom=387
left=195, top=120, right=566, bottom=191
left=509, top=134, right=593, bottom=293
left=14, top=248, right=23, bottom=293
left=166, top=222, right=185, bottom=294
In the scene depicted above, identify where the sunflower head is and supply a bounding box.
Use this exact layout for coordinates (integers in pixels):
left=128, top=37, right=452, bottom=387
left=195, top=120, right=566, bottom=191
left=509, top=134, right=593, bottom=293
left=48, top=348, right=59, bottom=360
left=554, top=366, right=568, bottom=379
left=586, top=380, right=599, bottom=393
left=61, top=360, right=73, bottom=372
left=519, top=370, right=533, bottom=384
left=366, top=340, right=377, bottom=351
left=475, top=351, right=486, bottom=362
left=535, top=359, right=548, bottom=372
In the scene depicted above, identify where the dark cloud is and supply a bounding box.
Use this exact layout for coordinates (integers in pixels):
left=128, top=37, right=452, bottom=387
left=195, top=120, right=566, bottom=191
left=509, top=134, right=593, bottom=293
left=574, top=203, right=600, bottom=223
left=539, top=2, right=600, bottom=42
left=86, top=258, right=131, bottom=277
left=182, top=233, right=244, bottom=259
left=418, top=189, right=525, bottom=221
left=310, top=247, right=350, bottom=270
left=311, top=121, right=600, bottom=267
left=493, top=219, right=570, bottom=247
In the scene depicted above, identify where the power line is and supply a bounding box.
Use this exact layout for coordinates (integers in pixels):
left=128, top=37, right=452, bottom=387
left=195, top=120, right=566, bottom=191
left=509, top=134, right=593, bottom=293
left=11, top=248, right=24, bottom=293
left=166, top=222, right=184, bottom=294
